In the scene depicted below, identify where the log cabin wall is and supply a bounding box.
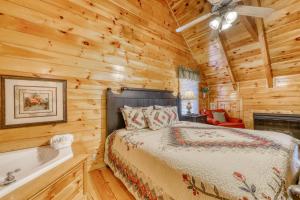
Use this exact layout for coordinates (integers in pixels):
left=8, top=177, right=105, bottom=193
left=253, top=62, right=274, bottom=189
left=167, top=0, right=300, bottom=128
left=0, top=0, right=198, bottom=169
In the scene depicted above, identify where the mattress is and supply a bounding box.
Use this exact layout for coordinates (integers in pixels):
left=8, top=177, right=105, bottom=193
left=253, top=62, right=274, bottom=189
left=104, top=121, right=300, bottom=200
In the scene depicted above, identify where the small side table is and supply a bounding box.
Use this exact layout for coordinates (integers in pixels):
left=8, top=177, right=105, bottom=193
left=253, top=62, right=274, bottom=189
left=181, top=114, right=208, bottom=124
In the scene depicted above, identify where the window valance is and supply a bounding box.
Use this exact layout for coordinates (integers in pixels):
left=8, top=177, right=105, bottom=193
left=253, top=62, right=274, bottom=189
left=178, top=66, right=200, bottom=81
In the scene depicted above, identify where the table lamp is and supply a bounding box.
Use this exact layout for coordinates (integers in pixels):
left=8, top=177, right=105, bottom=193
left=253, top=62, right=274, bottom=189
left=182, top=91, right=195, bottom=115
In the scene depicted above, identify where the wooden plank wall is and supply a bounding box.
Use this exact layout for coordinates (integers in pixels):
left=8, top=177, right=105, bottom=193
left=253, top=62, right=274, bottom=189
left=167, top=0, right=300, bottom=128
left=210, top=0, right=300, bottom=128
left=210, top=75, right=300, bottom=129
left=0, top=0, right=197, bottom=169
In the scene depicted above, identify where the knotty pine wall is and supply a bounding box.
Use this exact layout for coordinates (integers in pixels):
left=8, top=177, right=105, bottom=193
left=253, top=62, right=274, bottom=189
left=208, top=0, right=300, bottom=128
left=0, top=0, right=197, bottom=169
left=210, top=75, right=300, bottom=129
left=168, top=0, right=300, bottom=128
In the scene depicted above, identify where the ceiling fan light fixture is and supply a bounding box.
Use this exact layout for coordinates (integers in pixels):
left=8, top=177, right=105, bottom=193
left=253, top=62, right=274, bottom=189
left=224, top=11, right=238, bottom=24
left=209, top=17, right=221, bottom=30
left=221, top=21, right=232, bottom=30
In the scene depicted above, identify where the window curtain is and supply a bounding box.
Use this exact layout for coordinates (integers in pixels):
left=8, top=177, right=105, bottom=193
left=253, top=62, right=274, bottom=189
left=178, top=66, right=200, bottom=115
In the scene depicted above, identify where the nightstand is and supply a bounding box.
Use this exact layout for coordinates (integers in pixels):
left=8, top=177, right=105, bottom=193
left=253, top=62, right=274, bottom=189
left=181, top=114, right=208, bottom=124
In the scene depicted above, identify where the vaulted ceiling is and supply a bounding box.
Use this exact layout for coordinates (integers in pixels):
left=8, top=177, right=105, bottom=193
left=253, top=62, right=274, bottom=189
left=166, top=0, right=300, bottom=89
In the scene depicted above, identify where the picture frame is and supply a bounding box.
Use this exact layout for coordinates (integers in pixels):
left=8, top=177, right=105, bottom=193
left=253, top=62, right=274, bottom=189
left=210, top=102, right=217, bottom=110
left=1, top=76, right=67, bottom=128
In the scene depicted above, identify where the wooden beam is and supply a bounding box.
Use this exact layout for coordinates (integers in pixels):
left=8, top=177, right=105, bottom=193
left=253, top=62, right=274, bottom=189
left=240, top=16, right=258, bottom=41
left=252, top=0, right=273, bottom=88
left=239, top=1, right=258, bottom=41
left=216, top=34, right=237, bottom=90
left=256, top=19, right=273, bottom=88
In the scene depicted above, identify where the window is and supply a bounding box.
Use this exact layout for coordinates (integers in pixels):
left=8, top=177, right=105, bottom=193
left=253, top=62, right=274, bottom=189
left=179, top=78, right=199, bottom=115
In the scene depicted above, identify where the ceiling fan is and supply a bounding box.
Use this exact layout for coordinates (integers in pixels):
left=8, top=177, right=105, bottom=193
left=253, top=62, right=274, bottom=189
left=176, top=0, right=274, bottom=33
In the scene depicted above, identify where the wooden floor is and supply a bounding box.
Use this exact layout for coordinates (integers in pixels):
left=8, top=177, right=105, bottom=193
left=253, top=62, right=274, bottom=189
left=87, top=167, right=135, bottom=200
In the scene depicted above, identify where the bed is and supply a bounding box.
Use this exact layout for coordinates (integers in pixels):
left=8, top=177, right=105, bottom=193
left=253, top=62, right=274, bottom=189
left=104, top=87, right=300, bottom=200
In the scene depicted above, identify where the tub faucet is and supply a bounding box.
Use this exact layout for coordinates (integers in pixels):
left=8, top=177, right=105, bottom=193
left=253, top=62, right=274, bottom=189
left=0, top=168, right=20, bottom=186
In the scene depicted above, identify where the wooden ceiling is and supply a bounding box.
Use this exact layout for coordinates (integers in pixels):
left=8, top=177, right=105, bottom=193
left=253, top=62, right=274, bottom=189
left=166, top=0, right=300, bottom=88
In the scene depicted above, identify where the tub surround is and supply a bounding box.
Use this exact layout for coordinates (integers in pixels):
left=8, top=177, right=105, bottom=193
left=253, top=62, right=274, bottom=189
left=0, top=146, right=73, bottom=198
left=0, top=144, right=88, bottom=200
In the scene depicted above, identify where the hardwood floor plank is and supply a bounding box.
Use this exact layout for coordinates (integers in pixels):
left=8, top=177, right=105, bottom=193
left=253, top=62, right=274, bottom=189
left=88, top=168, right=135, bottom=200
left=101, top=168, right=135, bottom=200
left=89, top=170, right=115, bottom=200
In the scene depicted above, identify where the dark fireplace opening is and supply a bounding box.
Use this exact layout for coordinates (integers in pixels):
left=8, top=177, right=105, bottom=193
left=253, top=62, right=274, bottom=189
left=254, top=113, right=300, bottom=139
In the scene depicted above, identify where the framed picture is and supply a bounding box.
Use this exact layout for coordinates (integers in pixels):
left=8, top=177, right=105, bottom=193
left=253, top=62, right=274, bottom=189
left=1, top=76, right=67, bottom=128
left=210, top=102, right=217, bottom=110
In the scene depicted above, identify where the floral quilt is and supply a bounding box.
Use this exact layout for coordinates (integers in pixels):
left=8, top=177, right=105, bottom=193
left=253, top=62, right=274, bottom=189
left=104, top=121, right=300, bottom=200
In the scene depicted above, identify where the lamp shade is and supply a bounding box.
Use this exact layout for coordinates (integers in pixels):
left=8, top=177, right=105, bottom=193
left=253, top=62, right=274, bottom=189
left=182, top=91, right=196, bottom=100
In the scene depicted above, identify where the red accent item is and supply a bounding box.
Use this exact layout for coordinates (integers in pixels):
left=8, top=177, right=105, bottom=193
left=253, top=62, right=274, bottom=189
left=201, top=109, right=245, bottom=128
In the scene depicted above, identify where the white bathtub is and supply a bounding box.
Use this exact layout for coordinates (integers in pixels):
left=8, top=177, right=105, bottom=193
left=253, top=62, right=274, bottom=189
left=0, top=146, right=73, bottom=198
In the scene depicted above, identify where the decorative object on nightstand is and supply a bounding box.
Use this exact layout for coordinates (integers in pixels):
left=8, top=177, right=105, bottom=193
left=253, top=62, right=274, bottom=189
left=181, top=91, right=195, bottom=114
left=181, top=114, right=208, bottom=124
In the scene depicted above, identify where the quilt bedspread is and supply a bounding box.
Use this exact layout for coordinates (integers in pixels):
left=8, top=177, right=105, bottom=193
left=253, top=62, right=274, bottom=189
left=104, top=121, right=300, bottom=200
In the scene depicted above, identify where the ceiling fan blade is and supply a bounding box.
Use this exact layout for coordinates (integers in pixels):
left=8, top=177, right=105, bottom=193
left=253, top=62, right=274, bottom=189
left=234, top=5, right=274, bottom=18
left=176, top=13, right=212, bottom=33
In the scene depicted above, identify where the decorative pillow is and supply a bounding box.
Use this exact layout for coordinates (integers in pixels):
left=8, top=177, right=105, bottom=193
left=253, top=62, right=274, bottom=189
left=143, top=109, right=171, bottom=130
left=167, top=106, right=179, bottom=122
left=121, top=106, right=153, bottom=130
left=212, top=112, right=226, bottom=123
left=154, top=105, right=179, bottom=124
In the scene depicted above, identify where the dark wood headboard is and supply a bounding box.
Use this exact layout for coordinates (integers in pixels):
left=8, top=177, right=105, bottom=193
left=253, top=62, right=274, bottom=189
left=106, top=87, right=179, bottom=136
